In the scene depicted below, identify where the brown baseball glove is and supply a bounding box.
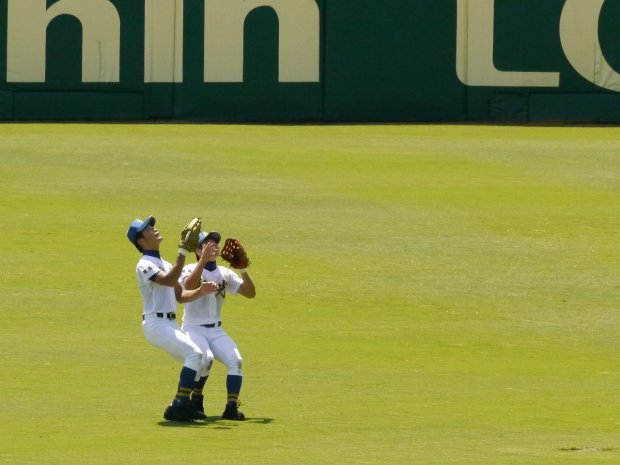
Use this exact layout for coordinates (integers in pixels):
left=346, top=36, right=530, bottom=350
left=220, top=238, right=251, bottom=269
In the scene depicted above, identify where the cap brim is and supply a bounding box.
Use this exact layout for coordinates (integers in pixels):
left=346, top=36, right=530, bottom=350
left=137, top=215, right=156, bottom=234
left=200, top=231, right=221, bottom=245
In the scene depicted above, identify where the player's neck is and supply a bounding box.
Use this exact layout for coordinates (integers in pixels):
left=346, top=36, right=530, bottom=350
left=143, top=250, right=161, bottom=259
left=204, top=261, right=217, bottom=272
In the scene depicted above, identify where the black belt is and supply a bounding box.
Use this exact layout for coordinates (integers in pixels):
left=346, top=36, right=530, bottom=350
left=201, top=321, right=221, bottom=328
left=143, top=312, right=176, bottom=320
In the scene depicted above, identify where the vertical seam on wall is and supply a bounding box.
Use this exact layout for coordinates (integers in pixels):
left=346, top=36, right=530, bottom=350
left=171, top=0, right=177, bottom=118
left=320, top=0, right=326, bottom=120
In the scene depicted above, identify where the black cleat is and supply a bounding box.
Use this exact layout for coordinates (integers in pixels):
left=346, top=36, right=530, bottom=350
left=164, top=403, right=203, bottom=422
left=180, top=402, right=206, bottom=421
left=172, top=404, right=196, bottom=421
left=163, top=405, right=176, bottom=421
left=222, top=401, right=245, bottom=421
left=191, top=407, right=207, bottom=421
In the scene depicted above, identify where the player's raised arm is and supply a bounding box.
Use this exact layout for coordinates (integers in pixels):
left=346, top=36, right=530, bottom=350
left=184, top=240, right=215, bottom=290
left=153, top=251, right=188, bottom=287
left=154, top=217, right=202, bottom=287
left=237, top=270, right=256, bottom=299
left=220, top=237, right=255, bottom=298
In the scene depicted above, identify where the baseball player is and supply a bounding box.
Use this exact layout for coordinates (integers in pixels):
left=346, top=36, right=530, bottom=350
left=180, top=231, right=256, bottom=420
left=127, top=215, right=212, bottom=422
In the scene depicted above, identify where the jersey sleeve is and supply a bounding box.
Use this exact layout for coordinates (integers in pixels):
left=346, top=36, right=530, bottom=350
left=180, top=264, right=196, bottom=288
left=222, top=267, right=243, bottom=295
left=136, top=261, right=160, bottom=284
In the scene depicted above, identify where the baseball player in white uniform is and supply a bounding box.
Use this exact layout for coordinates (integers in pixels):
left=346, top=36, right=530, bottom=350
left=180, top=231, right=256, bottom=420
left=127, top=216, right=212, bottom=422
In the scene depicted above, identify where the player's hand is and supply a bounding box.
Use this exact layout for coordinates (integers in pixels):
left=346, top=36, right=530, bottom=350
left=199, top=280, right=218, bottom=295
left=200, top=241, right=219, bottom=262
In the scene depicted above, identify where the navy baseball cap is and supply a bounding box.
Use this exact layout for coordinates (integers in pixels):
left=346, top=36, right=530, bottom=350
left=126, top=216, right=156, bottom=246
left=198, top=231, right=221, bottom=245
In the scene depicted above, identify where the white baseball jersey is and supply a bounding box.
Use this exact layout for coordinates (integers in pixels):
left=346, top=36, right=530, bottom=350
left=180, top=264, right=243, bottom=326
left=136, top=255, right=176, bottom=315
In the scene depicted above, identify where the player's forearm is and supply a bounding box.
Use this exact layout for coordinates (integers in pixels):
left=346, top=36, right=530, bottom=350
left=239, top=271, right=256, bottom=298
left=184, top=250, right=208, bottom=289
left=157, top=252, right=186, bottom=287
left=184, top=266, right=203, bottom=290
left=177, top=287, right=203, bottom=303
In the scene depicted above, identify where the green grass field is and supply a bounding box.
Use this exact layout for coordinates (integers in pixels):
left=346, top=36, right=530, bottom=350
left=0, top=123, right=618, bottom=465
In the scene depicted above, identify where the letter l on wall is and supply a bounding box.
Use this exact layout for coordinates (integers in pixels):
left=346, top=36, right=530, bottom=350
left=455, top=0, right=559, bottom=87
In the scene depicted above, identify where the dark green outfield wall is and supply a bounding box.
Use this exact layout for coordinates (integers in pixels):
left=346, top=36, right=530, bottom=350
left=2, top=0, right=620, bottom=122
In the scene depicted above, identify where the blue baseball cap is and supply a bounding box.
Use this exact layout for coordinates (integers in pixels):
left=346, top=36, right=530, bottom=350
left=126, top=216, right=156, bottom=246
left=198, top=230, right=221, bottom=245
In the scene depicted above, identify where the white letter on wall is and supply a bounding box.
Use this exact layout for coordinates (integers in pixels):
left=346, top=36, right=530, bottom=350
left=7, top=0, right=120, bottom=83
left=560, top=0, right=620, bottom=92
left=145, top=0, right=184, bottom=83
left=204, top=0, right=320, bottom=83
left=456, top=0, right=559, bottom=87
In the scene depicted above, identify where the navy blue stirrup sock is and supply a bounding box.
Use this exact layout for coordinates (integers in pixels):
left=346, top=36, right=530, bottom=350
left=173, top=366, right=198, bottom=406
left=226, top=375, right=243, bottom=404
left=192, top=376, right=209, bottom=398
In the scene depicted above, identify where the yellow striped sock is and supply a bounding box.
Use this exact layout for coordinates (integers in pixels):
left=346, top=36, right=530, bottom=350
left=178, top=387, right=192, bottom=402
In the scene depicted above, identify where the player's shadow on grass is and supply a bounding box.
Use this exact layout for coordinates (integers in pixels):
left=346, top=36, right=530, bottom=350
left=199, top=415, right=274, bottom=425
left=158, top=420, right=211, bottom=428
left=244, top=417, right=275, bottom=424
left=158, top=416, right=274, bottom=427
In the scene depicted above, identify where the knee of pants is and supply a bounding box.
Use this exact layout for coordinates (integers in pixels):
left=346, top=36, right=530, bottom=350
left=184, top=351, right=202, bottom=372
left=225, top=350, right=243, bottom=376
left=201, top=350, right=215, bottom=374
